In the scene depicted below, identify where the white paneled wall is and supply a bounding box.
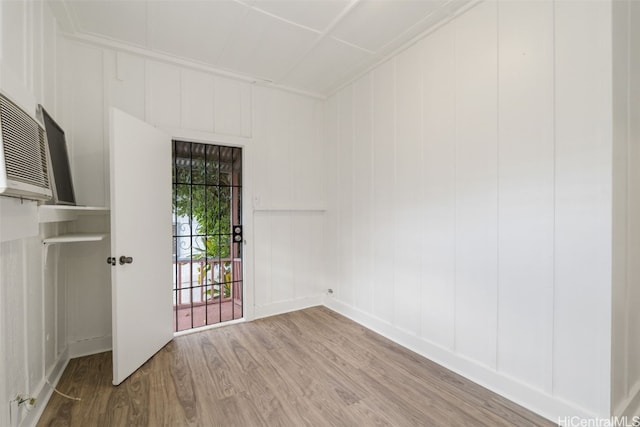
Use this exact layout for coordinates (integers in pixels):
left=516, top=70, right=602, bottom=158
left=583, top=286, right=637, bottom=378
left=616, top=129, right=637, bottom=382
left=454, top=2, right=499, bottom=368
left=325, top=0, right=614, bottom=420
left=109, top=52, right=145, bottom=120
left=62, top=42, right=111, bottom=358
left=146, top=61, right=181, bottom=129
left=337, top=87, right=354, bottom=308
left=371, top=60, right=395, bottom=322
left=71, top=44, right=105, bottom=208
left=1, top=239, right=27, bottom=424
left=351, top=75, right=373, bottom=315
left=497, top=0, right=554, bottom=392
left=420, top=22, right=455, bottom=350
left=324, top=94, right=340, bottom=308
left=1, top=1, right=28, bottom=87
left=213, top=77, right=252, bottom=138
left=181, top=69, right=214, bottom=133
left=394, top=43, right=423, bottom=336
left=39, top=0, right=58, bottom=111
left=629, top=1, right=640, bottom=415
left=611, top=0, right=629, bottom=413
left=553, top=0, right=612, bottom=413
left=107, top=51, right=252, bottom=147
left=612, top=0, right=640, bottom=417
left=252, top=87, right=325, bottom=316
left=0, top=2, right=70, bottom=427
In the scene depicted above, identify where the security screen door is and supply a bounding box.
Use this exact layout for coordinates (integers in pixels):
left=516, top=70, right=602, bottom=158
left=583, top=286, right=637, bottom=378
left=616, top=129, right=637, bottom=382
left=172, top=141, right=243, bottom=331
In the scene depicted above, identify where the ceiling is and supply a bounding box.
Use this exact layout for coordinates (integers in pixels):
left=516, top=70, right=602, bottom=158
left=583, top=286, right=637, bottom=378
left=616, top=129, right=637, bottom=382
left=51, top=0, right=473, bottom=97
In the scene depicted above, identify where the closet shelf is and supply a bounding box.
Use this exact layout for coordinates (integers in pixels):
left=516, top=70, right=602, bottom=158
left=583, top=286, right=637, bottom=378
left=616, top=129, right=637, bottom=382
left=38, top=205, right=110, bottom=223
left=42, top=233, right=108, bottom=245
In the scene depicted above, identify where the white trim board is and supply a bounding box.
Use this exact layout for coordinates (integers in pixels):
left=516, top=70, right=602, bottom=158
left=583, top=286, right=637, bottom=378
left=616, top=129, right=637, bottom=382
left=60, top=32, right=327, bottom=101
left=253, top=295, right=323, bottom=320
left=68, top=335, right=112, bottom=359
left=618, top=380, right=640, bottom=417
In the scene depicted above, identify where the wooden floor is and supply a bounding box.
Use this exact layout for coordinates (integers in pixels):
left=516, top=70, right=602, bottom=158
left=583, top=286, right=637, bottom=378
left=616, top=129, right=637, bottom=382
left=37, top=307, right=555, bottom=427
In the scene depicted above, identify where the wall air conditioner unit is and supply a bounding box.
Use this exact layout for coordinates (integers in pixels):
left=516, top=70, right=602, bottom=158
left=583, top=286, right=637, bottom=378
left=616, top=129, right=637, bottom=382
left=0, top=92, right=52, bottom=201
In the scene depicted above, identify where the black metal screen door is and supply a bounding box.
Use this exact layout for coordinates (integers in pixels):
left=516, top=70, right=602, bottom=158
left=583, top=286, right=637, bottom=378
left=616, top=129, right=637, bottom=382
left=172, top=141, right=243, bottom=331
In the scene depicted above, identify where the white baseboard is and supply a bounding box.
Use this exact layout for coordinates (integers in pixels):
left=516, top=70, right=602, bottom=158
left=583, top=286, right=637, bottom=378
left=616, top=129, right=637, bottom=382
left=324, top=297, right=595, bottom=424
left=254, top=295, right=323, bottom=320
left=68, top=335, right=112, bottom=359
left=626, top=398, right=640, bottom=418
left=22, top=347, right=70, bottom=427
left=625, top=398, right=640, bottom=418
left=617, top=380, right=640, bottom=417
left=25, top=338, right=110, bottom=427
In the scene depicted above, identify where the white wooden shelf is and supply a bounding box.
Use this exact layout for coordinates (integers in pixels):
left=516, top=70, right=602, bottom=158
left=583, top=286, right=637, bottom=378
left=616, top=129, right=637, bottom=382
left=42, top=233, right=108, bottom=244
left=39, top=206, right=110, bottom=246
left=38, top=205, right=110, bottom=223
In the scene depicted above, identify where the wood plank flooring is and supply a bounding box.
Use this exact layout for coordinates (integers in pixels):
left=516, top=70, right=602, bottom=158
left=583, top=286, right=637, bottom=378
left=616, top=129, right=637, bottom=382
left=37, top=307, right=555, bottom=427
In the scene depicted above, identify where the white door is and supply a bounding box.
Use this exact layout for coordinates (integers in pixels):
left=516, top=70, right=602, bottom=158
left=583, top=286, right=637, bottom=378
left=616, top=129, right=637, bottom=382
left=109, top=108, right=173, bottom=385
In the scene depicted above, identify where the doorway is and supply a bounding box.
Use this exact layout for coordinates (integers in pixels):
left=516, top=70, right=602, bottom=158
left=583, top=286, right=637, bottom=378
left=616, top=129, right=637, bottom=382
left=172, top=140, right=243, bottom=332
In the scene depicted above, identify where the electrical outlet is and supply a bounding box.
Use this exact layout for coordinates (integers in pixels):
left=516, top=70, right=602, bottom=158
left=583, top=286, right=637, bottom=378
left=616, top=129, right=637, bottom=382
left=26, top=398, right=36, bottom=410
left=15, top=394, right=36, bottom=409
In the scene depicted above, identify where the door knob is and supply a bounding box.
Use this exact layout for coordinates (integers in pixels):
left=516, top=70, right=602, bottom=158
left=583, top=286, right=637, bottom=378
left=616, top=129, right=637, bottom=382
left=107, top=257, right=116, bottom=266
left=119, top=256, right=133, bottom=265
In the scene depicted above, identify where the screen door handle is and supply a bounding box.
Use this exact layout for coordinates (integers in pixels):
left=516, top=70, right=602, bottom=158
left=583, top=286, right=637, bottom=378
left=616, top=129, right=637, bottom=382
left=233, top=225, right=242, bottom=242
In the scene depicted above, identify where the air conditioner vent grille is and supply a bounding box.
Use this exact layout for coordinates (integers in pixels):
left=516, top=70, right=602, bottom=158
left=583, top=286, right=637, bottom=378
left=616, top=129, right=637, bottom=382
left=0, top=94, right=50, bottom=189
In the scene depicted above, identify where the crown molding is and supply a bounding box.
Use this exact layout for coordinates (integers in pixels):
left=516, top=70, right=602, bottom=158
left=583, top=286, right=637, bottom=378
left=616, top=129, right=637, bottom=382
left=61, top=31, right=327, bottom=101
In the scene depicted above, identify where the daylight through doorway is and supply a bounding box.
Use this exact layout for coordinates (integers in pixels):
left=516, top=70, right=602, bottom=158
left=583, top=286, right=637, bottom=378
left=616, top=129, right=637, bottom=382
left=172, top=141, right=243, bottom=331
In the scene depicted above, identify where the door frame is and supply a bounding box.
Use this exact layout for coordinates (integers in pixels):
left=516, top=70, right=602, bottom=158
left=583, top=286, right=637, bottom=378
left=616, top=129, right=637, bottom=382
left=166, top=129, right=255, bottom=324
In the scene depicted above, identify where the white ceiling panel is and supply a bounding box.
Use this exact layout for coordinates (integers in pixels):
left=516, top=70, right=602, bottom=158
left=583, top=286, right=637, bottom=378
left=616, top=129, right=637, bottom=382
left=69, top=0, right=147, bottom=47
left=148, top=0, right=247, bottom=65
left=218, top=8, right=319, bottom=81
left=281, top=37, right=372, bottom=94
left=369, top=0, right=473, bottom=60
left=247, top=0, right=352, bottom=31
left=53, top=0, right=474, bottom=96
left=331, top=0, right=445, bottom=53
